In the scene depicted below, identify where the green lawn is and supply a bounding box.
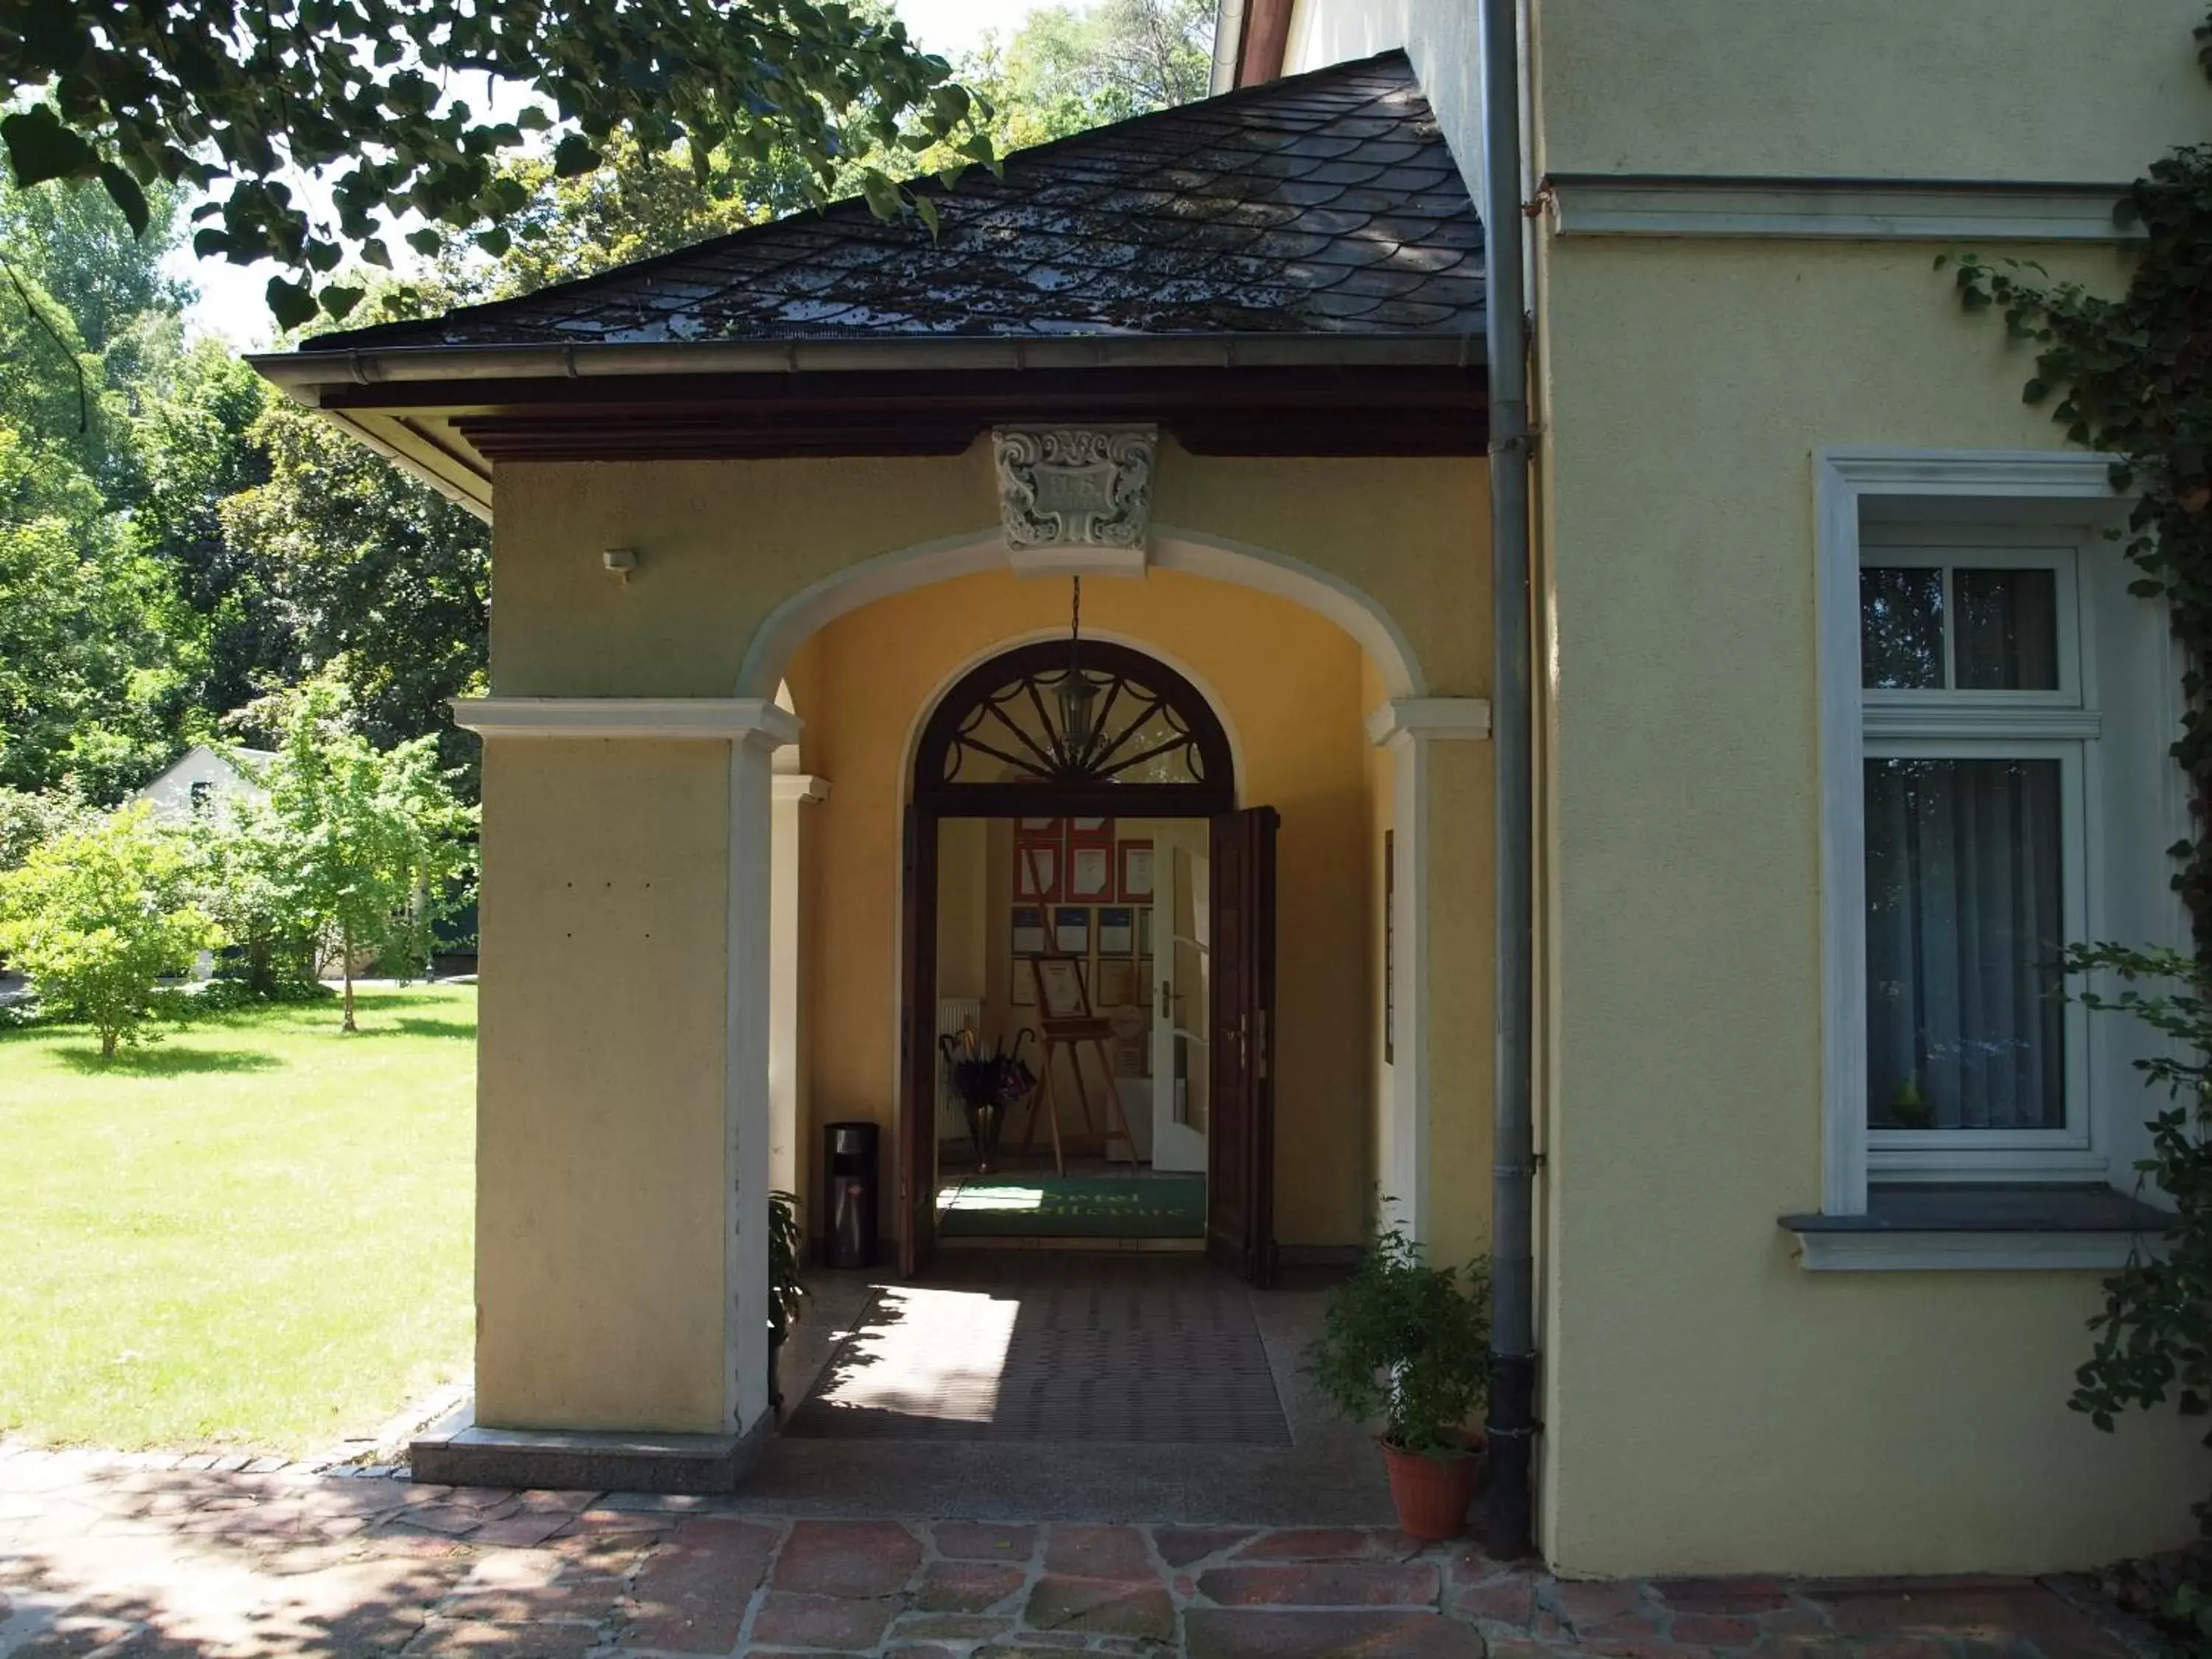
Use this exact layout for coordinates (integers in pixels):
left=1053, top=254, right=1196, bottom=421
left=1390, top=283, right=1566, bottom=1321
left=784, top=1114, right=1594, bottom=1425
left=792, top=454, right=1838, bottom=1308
left=0, top=984, right=475, bottom=1454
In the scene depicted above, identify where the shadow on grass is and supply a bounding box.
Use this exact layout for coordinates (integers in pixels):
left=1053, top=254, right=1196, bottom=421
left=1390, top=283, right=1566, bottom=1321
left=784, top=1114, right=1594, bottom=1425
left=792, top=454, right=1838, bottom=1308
left=335, top=988, right=476, bottom=1014
left=341, top=1016, right=475, bottom=1041
left=55, top=1046, right=285, bottom=1077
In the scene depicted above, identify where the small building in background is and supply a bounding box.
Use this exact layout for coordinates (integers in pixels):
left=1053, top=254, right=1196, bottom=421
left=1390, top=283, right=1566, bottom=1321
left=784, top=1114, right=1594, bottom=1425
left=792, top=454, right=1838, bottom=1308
left=131, top=745, right=274, bottom=826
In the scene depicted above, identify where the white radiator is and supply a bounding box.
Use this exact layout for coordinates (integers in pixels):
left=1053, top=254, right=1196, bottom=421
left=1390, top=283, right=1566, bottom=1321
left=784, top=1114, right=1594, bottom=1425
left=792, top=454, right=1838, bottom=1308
left=936, top=998, right=981, bottom=1138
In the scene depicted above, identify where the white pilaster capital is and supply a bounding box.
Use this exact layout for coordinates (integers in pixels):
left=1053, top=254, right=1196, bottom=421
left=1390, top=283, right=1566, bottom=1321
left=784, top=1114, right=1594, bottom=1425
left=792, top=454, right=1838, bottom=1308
left=1365, top=697, right=1492, bottom=748
left=452, top=697, right=802, bottom=750
left=773, top=773, right=832, bottom=805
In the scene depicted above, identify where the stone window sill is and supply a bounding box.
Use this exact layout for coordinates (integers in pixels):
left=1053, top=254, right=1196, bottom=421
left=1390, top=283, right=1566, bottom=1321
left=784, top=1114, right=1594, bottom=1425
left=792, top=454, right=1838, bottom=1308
left=1778, top=1184, right=2172, bottom=1272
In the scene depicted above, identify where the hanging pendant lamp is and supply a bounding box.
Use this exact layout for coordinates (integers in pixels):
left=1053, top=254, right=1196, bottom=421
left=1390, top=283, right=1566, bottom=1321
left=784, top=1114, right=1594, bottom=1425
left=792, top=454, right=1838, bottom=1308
left=1055, top=577, right=1101, bottom=768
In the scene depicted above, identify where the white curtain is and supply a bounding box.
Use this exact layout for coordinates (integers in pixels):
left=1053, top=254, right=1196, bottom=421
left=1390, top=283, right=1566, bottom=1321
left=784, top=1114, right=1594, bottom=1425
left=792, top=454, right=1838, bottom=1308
left=1864, top=758, right=2065, bottom=1130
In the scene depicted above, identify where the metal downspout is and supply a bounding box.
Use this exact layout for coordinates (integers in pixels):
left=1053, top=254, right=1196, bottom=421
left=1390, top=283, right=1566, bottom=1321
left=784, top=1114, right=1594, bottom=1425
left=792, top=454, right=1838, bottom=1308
left=1480, top=0, right=1539, bottom=1561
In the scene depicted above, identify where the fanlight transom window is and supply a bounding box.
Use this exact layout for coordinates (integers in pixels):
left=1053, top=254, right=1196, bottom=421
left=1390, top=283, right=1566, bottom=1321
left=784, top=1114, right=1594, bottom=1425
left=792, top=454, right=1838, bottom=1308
left=914, top=641, right=1234, bottom=811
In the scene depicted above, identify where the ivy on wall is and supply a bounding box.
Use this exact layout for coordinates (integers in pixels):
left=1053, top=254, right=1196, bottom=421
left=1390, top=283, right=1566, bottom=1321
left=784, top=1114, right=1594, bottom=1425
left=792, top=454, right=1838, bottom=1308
left=1938, top=11, right=2212, bottom=1632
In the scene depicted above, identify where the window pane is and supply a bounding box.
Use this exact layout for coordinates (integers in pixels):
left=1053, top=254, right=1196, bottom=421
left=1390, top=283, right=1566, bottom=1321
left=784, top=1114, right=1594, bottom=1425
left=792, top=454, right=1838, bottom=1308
left=1860, top=567, right=1944, bottom=689
left=1864, top=757, right=2065, bottom=1131
left=1955, top=568, right=2059, bottom=689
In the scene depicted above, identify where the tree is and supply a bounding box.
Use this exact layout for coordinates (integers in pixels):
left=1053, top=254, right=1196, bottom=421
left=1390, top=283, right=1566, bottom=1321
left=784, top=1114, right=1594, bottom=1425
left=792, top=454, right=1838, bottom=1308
left=0, top=169, right=190, bottom=356
left=2, top=1, right=993, bottom=326
left=129, top=341, right=287, bottom=717
left=973, top=0, right=1213, bottom=144
left=0, top=782, right=88, bottom=870
left=220, top=397, right=487, bottom=790
left=0, top=803, right=218, bottom=1057
left=0, top=415, right=202, bottom=800
left=190, top=788, right=316, bottom=998
left=250, top=684, right=473, bottom=1031
left=451, top=133, right=819, bottom=302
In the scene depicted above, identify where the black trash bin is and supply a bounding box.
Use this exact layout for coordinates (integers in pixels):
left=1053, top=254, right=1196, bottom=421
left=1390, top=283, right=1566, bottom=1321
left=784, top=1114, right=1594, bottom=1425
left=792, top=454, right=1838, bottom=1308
left=822, top=1121, right=880, bottom=1269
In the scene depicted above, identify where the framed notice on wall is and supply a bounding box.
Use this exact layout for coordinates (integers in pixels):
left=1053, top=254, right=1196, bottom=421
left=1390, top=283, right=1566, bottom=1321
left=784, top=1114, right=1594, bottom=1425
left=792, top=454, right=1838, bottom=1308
left=1097, top=906, right=1135, bottom=956
left=1015, top=840, right=1061, bottom=901
left=1097, top=956, right=1140, bottom=1009
left=1069, top=843, right=1113, bottom=900
left=1053, top=906, right=1091, bottom=955
left=1011, top=905, right=1047, bottom=957
left=1117, top=841, right=1154, bottom=902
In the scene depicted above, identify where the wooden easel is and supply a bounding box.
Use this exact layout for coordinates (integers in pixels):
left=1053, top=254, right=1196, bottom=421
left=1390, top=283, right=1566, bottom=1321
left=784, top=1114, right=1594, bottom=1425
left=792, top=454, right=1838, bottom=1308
left=1019, top=955, right=1138, bottom=1175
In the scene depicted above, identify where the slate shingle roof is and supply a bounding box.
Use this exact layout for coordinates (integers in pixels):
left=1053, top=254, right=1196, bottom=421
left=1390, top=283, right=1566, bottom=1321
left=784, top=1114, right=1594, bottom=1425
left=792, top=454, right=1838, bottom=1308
left=311, top=51, right=1483, bottom=352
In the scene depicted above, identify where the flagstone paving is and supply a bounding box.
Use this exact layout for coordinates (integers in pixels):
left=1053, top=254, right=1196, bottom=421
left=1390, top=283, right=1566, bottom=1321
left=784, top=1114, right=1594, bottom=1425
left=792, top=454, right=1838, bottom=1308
left=0, top=1449, right=2158, bottom=1658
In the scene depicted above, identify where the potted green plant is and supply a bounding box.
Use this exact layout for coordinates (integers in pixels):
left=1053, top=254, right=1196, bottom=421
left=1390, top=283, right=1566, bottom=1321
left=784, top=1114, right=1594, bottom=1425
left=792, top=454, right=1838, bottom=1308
left=1304, top=1214, right=1493, bottom=1540
left=1889, top=1077, right=1934, bottom=1129
left=768, top=1189, right=807, bottom=1416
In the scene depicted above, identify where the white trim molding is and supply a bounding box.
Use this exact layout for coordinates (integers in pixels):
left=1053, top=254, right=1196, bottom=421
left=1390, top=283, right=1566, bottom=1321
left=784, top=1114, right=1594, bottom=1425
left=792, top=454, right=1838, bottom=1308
left=1790, top=1230, right=2154, bottom=1273
left=1863, top=704, right=2104, bottom=742
left=1814, top=449, right=2130, bottom=1216
left=453, top=697, right=801, bottom=747
left=768, top=773, right=830, bottom=1251
left=733, top=524, right=1429, bottom=700
left=1545, top=175, right=2135, bottom=243
left=1366, top=696, right=1493, bottom=745
left=1782, top=1183, right=2172, bottom=1271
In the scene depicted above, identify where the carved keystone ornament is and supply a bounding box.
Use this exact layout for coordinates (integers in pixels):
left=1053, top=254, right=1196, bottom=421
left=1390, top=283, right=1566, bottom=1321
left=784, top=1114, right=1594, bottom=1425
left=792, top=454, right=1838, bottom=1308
left=992, top=425, right=1158, bottom=552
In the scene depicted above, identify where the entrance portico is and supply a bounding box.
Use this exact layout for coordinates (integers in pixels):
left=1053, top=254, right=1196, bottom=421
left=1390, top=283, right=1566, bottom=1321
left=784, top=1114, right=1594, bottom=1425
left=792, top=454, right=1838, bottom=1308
left=257, top=52, right=1498, bottom=1492
left=431, top=513, right=1491, bottom=1487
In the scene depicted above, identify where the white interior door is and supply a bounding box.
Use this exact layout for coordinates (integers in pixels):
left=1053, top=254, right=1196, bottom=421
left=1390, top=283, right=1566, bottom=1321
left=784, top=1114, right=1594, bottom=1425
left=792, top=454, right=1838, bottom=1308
left=1150, top=837, right=1208, bottom=1172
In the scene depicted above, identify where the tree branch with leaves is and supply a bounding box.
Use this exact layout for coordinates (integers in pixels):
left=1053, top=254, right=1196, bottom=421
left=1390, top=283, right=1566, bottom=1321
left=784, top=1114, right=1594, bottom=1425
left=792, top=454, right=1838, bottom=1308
left=2, top=0, right=995, bottom=327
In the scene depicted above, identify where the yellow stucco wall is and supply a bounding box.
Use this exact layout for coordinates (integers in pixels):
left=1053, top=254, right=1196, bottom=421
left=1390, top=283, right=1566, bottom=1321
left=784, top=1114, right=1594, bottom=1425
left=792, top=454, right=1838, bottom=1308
left=798, top=566, right=1381, bottom=1248
left=488, top=444, right=1485, bottom=703
left=476, top=442, right=1489, bottom=1425
left=1529, top=0, right=2210, bottom=181
left=1532, top=234, right=2203, bottom=1573
left=475, top=740, right=733, bottom=1431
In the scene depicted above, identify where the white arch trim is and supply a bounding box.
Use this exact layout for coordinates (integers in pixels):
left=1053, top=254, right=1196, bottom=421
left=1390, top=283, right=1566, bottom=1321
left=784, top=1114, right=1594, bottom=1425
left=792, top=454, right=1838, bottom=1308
left=733, top=525, right=1428, bottom=701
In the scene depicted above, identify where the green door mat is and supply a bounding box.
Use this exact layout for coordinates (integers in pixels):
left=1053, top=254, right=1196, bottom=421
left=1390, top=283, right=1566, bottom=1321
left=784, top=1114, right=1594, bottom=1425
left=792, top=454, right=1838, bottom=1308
left=939, top=1174, right=1206, bottom=1238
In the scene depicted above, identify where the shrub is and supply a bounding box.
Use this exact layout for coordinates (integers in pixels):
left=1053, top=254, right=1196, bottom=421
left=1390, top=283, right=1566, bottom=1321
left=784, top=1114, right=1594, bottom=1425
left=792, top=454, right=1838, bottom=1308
left=1304, top=1211, right=1493, bottom=1455
left=0, top=806, right=220, bottom=1057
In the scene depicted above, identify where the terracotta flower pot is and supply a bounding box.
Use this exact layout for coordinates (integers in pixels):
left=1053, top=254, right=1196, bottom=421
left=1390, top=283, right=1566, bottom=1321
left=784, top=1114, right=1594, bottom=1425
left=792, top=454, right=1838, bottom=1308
left=1380, top=1432, right=1486, bottom=1540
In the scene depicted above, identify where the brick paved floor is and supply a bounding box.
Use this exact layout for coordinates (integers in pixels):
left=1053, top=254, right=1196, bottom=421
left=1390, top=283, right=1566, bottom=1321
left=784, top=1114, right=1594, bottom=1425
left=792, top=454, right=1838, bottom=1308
left=0, top=1448, right=2156, bottom=1658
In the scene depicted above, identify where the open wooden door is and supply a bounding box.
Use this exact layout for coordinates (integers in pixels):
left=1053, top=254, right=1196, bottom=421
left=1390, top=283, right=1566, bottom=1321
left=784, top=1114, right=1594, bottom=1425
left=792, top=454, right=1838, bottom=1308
left=1207, top=807, right=1278, bottom=1286
left=897, top=806, right=939, bottom=1279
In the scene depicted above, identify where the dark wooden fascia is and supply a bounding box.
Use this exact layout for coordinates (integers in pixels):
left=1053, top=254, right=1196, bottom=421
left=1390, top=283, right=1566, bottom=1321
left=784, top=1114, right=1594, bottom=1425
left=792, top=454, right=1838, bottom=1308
left=317, top=364, right=1487, bottom=461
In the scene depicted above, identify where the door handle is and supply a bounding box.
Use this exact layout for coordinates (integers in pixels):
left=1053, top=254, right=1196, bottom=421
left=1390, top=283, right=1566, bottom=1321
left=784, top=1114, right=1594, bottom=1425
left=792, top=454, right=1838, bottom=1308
left=1254, top=1009, right=1268, bottom=1082
left=1159, top=978, right=1172, bottom=1020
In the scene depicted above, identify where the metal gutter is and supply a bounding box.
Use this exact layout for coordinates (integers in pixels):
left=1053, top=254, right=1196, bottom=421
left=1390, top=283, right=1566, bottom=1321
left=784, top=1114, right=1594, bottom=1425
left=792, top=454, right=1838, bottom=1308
left=248, top=330, right=1484, bottom=399
left=1481, top=0, right=1539, bottom=1562
left=1208, top=0, right=1247, bottom=95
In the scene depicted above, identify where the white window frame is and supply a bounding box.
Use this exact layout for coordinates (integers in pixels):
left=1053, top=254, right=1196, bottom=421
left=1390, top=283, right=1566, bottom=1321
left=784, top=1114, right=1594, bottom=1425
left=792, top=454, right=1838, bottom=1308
left=1815, top=450, right=2136, bottom=1214
left=1859, top=737, right=2093, bottom=1161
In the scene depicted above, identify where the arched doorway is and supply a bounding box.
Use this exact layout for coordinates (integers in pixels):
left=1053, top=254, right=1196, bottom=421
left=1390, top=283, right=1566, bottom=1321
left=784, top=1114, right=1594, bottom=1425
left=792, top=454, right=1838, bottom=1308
left=900, top=634, right=1279, bottom=1284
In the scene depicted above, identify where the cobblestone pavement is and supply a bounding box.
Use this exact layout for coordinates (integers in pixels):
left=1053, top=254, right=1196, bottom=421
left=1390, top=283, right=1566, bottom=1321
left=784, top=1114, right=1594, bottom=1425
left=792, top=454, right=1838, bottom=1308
left=0, top=1448, right=2157, bottom=1658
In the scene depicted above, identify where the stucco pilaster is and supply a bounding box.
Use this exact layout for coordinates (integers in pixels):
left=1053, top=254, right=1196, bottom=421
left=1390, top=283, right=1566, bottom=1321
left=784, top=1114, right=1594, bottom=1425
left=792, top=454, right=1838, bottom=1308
left=1367, top=698, right=1493, bottom=1258
left=454, top=698, right=797, bottom=1444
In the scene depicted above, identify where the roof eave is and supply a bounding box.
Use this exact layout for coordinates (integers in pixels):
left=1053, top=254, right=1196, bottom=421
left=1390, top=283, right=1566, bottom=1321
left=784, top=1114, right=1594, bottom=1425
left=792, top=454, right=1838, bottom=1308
left=250, top=330, right=1485, bottom=401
